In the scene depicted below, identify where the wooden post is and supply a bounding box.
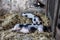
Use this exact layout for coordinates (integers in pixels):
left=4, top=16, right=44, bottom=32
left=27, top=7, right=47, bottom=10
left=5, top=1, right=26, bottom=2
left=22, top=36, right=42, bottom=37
left=46, top=0, right=60, bottom=39
left=51, top=0, right=59, bottom=38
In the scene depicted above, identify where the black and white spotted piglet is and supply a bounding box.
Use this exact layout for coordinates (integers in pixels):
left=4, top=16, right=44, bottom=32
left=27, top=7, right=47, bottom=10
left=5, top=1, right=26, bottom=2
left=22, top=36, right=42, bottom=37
left=22, top=13, right=41, bottom=24
left=11, top=23, right=44, bottom=33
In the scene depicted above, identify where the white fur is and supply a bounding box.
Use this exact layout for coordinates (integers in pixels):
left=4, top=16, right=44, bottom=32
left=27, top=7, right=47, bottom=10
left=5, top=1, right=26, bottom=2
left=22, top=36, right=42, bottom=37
left=37, top=25, right=43, bottom=32
left=20, top=27, right=29, bottom=33
left=22, top=13, right=35, bottom=18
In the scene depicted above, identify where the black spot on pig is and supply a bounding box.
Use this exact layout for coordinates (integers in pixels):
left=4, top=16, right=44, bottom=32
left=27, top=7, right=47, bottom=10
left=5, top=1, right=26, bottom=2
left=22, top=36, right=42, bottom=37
left=29, top=27, right=37, bottom=33
left=33, top=24, right=36, bottom=25
left=36, top=22, right=39, bottom=24
left=19, top=24, right=24, bottom=28
left=34, top=18, right=36, bottom=21
left=23, top=24, right=32, bottom=28
left=25, top=15, right=28, bottom=17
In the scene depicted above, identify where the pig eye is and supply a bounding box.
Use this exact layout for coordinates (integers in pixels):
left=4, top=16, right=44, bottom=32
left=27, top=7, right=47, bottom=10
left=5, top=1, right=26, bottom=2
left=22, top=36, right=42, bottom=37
left=30, top=27, right=37, bottom=33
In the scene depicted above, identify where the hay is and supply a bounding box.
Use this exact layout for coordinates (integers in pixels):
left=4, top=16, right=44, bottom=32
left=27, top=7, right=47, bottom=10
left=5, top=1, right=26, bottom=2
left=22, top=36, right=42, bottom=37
left=0, top=30, right=52, bottom=40
left=1, top=13, right=32, bottom=30
left=0, top=12, right=52, bottom=40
